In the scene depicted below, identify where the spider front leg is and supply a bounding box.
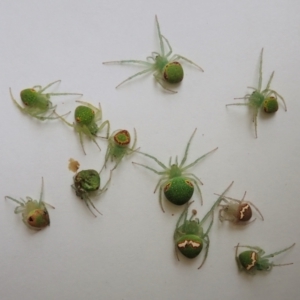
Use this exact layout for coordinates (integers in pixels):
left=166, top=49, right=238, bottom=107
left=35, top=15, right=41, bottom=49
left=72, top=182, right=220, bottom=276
left=103, top=60, right=154, bottom=88
left=171, top=54, right=204, bottom=72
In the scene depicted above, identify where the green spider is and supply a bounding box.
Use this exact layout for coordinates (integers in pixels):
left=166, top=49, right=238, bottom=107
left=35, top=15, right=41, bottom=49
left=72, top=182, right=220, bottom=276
left=215, top=191, right=264, bottom=225
left=101, top=128, right=138, bottom=172
left=174, top=182, right=233, bottom=269
left=9, top=80, right=82, bottom=120
left=57, top=101, right=110, bottom=154
left=103, top=15, right=203, bottom=93
left=5, top=178, right=54, bottom=230
left=72, top=169, right=112, bottom=217
left=235, top=243, right=295, bottom=274
left=226, top=48, right=287, bottom=138
left=132, top=129, right=217, bottom=212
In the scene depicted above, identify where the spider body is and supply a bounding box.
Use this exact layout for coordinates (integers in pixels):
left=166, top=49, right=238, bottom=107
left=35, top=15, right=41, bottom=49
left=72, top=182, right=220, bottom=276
left=101, top=129, right=138, bottom=172
left=235, top=243, right=295, bottom=274
left=226, top=49, right=287, bottom=137
left=103, top=15, right=203, bottom=93
left=58, top=101, right=110, bottom=154
left=5, top=178, right=54, bottom=230
left=72, top=169, right=112, bottom=217
left=133, top=129, right=217, bottom=212
left=174, top=182, right=233, bottom=269
left=10, top=80, right=82, bottom=120
left=217, top=192, right=263, bottom=225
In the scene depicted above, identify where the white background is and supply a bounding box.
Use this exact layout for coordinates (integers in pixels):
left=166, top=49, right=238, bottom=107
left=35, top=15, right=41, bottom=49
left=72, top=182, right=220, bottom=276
left=0, top=1, right=299, bottom=299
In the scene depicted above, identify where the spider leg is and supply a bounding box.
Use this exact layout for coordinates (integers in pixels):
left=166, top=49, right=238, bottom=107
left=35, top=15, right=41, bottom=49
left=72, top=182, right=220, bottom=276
left=170, top=54, right=204, bottom=71
left=132, top=162, right=167, bottom=175
left=267, top=89, right=287, bottom=111
left=179, top=128, right=197, bottom=167
left=253, top=108, right=259, bottom=138
left=262, top=243, right=295, bottom=259
left=161, top=35, right=172, bottom=57
left=258, top=48, right=264, bottom=91
left=184, top=173, right=203, bottom=185
left=97, top=120, right=110, bottom=139
left=115, top=67, right=154, bottom=88
left=39, top=80, right=61, bottom=93
left=198, top=235, right=210, bottom=269
left=135, top=150, right=168, bottom=169
left=155, top=15, right=165, bottom=56
left=265, top=71, right=274, bottom=91
left=153, top=72, right=177, bottom=93
left=181, top=147, right=218, bottom=172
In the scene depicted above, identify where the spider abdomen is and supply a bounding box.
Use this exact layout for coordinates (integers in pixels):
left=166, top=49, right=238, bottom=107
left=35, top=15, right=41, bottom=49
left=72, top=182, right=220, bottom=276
left=164, top=177, right=194, bottom=205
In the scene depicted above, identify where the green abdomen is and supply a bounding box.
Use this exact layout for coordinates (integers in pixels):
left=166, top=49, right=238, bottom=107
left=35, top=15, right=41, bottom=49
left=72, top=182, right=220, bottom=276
left=164, top=177, right=194, bottom=205
left=176, top=235, right=203, bottom=258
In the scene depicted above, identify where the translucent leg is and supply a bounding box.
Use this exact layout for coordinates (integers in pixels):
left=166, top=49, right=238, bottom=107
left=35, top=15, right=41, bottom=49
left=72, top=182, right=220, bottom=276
left=131, top=162, right=167, bottom=175
left=258, top=48, right=264, bottom=91
left=116, top=67, right=154, bottom=88
left=153, top=72, right=177, bottom=93
left=182, top=147, right=218, bottom=172
left=265, top=71, right=274, bottom=91
left=162, top=35, right=172, bottom=57
left=97, top=120, right=110, bottom=139
left=103, top=59, right=152, bottom=66
left=253, top=108, right=259, bottom=138
left=153, top=176, right=168, bottom=193
left=263, top=243, right=295, bottom=259
left=80, top=125, right=101, bottom=152
left=155, top=15, right=165, bottom=56
left=175, top=201, right=193, bottom=230
left=198, top=235, right=210, bottom=269
left=84, top=197, right=100, bottom=217
left=135, top=150, right=167, bottom=169
left=78, top=130, right=87, bottom=155
left=267, top=89, right=287, bottom=111
left=226, top=103, right=249, bottom=107
left=39, top=177, right=44, bottom=203
left=179, top=128, right=197, bottom=167
left=54, top=111, right=73, bottom=126
left=201, top=182, right=234, bottom=224
left=171, top=54, right=204, bottom=72
left=5, top=196, right=25, bottom=206
left=184, top=173, right=203, bottom=185
left=189, top=179, right=203, bottom=206
left=130, top=128, right=138, bottom=151
left=39, top=80, right=61, bottom=93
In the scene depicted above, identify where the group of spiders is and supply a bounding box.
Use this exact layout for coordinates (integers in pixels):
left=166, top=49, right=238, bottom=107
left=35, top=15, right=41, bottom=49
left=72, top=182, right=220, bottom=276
left=5, top=15, right=294, bottom=274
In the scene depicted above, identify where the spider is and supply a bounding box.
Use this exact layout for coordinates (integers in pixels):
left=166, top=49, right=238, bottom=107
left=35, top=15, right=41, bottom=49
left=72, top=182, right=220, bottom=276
left=174, top=182, right=233, bottom=269
left=132, top=128, right=217, bottom=212
left=215, top=191, right=264, bottom=225
left=9, top=80, right=82, bottom=120
left=57, top=101, right=110, bottom=154
left=235, top=243, right=295, bottom=274
left=103, top=15, right=203, bottom=93
left=5, top=178, right=54, bottom=230
left=72, top=169, right=112, bottom=217
left=101, top=128, right=138, bottom=172
left=226, top=48, right=287, bottom=137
